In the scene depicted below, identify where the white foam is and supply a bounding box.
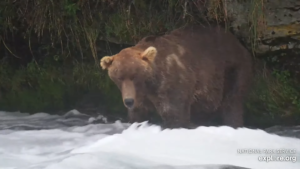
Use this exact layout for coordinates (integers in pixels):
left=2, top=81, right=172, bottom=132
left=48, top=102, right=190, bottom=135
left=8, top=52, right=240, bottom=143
left=0, top=111, right=299, bottom=169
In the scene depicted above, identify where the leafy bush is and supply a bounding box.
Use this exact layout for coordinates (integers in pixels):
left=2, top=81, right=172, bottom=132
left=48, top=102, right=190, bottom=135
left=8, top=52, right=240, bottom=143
left=245, top=61, right=300, bottom=127
left=0, top=58, right=125, bottom=114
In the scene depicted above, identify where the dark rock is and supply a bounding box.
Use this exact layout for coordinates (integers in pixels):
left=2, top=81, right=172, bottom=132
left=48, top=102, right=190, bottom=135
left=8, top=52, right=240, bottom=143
left=265, top=125, right=300, bottom=139
left=224, top=0, right=300, bottom=54
left=74, top=91, right=108, bottom=117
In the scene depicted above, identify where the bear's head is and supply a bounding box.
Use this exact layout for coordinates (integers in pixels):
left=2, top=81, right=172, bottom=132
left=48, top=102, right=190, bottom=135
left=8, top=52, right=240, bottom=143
left=100, top=46, right=157, bottom=109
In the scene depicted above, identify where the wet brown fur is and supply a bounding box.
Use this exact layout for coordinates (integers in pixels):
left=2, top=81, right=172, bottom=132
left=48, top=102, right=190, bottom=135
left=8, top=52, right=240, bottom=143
left=100, top=25, right=253, bottom=129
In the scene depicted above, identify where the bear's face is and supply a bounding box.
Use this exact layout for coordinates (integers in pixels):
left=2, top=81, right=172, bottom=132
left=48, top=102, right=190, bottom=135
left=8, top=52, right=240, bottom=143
left=100, top=46, right=157, bottom=109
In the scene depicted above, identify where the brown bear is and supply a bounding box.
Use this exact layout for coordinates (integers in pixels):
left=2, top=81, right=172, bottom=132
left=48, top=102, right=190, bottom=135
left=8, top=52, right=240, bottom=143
left=100, top=25, right=253, bottom=129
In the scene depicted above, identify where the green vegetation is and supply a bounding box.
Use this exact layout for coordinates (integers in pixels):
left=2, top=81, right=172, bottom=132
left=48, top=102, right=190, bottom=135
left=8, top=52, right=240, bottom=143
left=0, top=56, right=125, bottom=115
left=0, top=0, right=299, bottom=127
left=245, top=59, right=300, bottom=127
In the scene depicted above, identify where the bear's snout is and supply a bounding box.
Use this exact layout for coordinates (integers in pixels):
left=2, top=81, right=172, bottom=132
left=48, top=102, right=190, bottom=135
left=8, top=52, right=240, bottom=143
left=124, top=98, right=134, bottom=108
left=121, top=80, right=136, bottom=109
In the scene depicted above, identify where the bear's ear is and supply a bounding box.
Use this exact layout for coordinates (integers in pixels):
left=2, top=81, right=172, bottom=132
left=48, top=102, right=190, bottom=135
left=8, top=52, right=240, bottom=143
left=100, top=56, right=114, bottom=70
left=141, top=46, right=157, bottom=63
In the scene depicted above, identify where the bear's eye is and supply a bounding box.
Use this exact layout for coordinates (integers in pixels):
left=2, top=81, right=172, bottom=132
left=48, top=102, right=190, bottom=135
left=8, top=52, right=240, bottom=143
left=129, top=76, right=135, bottom=80
left=117, top=77, right=124, bottom=81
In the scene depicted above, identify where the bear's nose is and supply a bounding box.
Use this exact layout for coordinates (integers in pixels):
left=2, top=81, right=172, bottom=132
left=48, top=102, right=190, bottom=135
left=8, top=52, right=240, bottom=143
left=124, top=98, right=134, bottom=108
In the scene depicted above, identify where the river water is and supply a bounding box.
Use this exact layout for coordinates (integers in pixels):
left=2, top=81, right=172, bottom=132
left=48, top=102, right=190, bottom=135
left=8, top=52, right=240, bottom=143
left=0, top=110, right=299, bottom=169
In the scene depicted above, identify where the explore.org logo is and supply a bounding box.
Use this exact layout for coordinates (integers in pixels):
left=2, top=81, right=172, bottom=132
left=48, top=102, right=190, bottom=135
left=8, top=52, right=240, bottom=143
left=237, top=148, right=298, bottom=163
left=258, top=155, right=297, bottom=163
